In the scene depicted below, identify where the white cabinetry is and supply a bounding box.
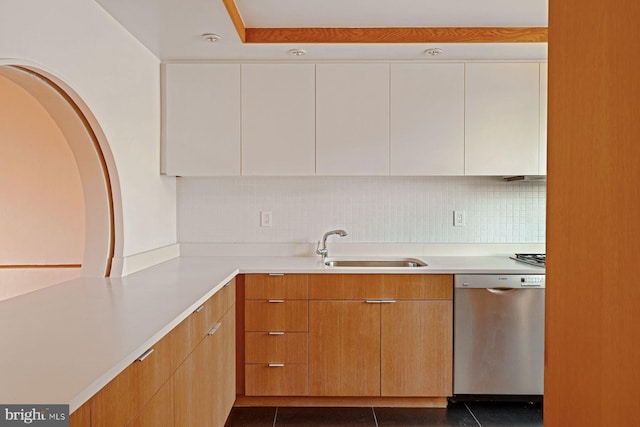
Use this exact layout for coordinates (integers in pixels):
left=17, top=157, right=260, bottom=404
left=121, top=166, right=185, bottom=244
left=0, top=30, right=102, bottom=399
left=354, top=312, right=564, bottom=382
left=390, top=64, right=465, bottom=175
left=464, top=63, right=541, bottom=176
left=161, top=62, right=546, bottom=177
left=162, top=64, right=240, bottom=176
left=316, top=64, right=390, bottom=175
left=241, top=64, right=316, bottom=175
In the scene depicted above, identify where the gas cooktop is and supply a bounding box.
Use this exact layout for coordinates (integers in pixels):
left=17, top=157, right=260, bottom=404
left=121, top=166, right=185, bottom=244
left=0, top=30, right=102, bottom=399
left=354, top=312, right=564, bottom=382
left=511, top=253, right=546, bottom=268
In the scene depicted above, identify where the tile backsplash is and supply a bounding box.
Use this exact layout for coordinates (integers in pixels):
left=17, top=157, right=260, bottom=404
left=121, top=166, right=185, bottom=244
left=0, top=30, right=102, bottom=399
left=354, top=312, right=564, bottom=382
left=177, top=176, right=545, bottom=244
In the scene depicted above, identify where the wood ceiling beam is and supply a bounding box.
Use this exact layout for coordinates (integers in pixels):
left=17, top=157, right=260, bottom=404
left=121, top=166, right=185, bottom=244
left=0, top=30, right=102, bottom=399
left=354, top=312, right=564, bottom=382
left=244, top=27, right=548, bottom=44
left=222, top=1, right=547, bottom=44
left=222, top=0, right=246, bottom=42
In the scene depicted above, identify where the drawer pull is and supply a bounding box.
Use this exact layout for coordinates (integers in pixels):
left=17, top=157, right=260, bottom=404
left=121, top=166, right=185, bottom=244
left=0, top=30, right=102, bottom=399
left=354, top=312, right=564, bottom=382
left=268, top=363, right=285, bottom=367
left=268, top=331, right=285, bottom=335
left=268, top=299, right=285, bottom=303
left=194, top=304, right=205, bottom=313
left=268, top=273, right=285, bottom=277
left=136, top=348, right=154, bottom=362
left=208, top=322, right=222, bottom=336
left=365, top=300, right=397, bottom=304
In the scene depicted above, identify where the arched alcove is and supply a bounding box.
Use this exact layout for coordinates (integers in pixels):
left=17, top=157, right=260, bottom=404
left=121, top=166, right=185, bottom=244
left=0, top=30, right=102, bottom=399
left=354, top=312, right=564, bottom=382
left=0, top=63, right=122, bottom=285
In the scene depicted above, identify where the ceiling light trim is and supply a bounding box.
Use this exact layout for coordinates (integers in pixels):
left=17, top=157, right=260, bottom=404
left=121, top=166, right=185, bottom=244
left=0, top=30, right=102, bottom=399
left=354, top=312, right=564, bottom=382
left=244, top=27, right=548, bottom=44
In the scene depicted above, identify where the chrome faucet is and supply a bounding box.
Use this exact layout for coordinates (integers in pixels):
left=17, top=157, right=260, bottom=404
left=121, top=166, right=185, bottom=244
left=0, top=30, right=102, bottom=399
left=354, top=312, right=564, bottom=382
left=316, top=229, right=348, bottom=259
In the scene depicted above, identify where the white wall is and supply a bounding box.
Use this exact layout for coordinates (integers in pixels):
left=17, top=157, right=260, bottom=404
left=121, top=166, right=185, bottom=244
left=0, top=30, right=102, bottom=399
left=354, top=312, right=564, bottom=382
left=178, top=177, right=545, bottom=244
left=0, top=75, right=84, bottom=300
left=0, top=0, right=176, bottom=263
left=0, top=75, right=85, bottom=264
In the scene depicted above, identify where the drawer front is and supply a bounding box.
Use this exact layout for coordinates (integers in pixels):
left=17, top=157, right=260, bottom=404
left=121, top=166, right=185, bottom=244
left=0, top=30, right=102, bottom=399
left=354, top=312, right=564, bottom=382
left=380, top=274, right=453, bottom=299
left=245, top=300, right=308, bottom=332
left=188, top=279, right=237, bottom=352
left=245, top=274, right=308, bottom=299
left=245, top=332, right=308, bottom=364
left=245, top=364, right=309, bottom=396
left=309, top=274, right=453, bottom=300
left=91, top=327, right=177, bottom=426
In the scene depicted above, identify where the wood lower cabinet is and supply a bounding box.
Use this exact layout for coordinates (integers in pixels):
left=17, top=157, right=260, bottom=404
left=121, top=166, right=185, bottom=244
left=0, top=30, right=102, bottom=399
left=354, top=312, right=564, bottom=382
left=381, top=301, right=452, bottom=396
left=175, top=305, right=235, bottom=427
left=308, top=274, right=453, bottom=398
left=309, top=301, right=381, bottom=396
left=73, top=279, right=236, bottom=427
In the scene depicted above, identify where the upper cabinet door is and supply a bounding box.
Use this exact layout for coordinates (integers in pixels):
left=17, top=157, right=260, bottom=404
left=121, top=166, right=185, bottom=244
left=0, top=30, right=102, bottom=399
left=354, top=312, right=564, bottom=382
left=316, top=64, right=390, bottom=176
left=390, top=64, right=465, bottom=176
left=539, top=63, right=548, bottom=175
left=465, top=63, right=541, bottom=176
left=162, top=64, right=241, bottom=176
left=241, top=64, right=316, bottom=176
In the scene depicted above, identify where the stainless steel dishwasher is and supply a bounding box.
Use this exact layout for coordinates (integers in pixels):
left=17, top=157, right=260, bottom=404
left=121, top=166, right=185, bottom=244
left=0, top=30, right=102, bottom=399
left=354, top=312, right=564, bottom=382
left=453, top=274, right=545, bottom=397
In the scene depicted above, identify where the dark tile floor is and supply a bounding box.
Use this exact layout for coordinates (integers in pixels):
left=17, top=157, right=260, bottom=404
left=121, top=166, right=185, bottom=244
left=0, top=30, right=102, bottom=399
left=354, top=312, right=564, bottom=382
left=225, top=402, right=543, bottom=427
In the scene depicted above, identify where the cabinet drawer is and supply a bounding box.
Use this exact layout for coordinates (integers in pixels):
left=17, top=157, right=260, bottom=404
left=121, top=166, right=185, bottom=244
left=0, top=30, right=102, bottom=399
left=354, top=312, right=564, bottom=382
left=245, top=364, right=309, bottom=396
left=245, top=300, right=308, bottom=332
left=91, top=327, right=179, bottom=426
left=380, top=275, right=453, bottom=299
left=245, top=332, right=308, bottom=364
left=309, top=274, right=453, bottom=300
left=184, top=279, right=236, bottom=356
left=245, top=274, right=308, bottom=299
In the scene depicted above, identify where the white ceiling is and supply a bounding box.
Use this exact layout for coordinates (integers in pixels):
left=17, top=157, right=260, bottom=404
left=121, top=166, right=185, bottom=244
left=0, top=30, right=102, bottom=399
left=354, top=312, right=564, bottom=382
left=94, top=0, right=548, bottom=61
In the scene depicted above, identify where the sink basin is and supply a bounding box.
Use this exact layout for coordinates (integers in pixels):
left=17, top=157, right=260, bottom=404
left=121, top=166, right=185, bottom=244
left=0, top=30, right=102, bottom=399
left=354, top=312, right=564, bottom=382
left=324, top=257, right=428, bottom=268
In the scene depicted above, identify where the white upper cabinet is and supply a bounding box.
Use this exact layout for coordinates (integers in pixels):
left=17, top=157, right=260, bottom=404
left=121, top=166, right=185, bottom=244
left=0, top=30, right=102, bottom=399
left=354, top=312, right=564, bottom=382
left=539, top=63, right=548, bottom=175
left=162, top=61, right=546, bottom=177
left=316, top=64, right=390, bottom=176
left=464, top=63, right=541, bottom=176
left=162, top=64, right=240, bottom=176
left=390, top=64, right=465, bottom=175
left=241, top=64, right=316, bottom=176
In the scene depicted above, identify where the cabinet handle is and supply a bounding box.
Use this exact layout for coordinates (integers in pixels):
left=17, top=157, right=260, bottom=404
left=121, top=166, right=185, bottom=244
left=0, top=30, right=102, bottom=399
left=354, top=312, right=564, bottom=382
left=208, top=322, right=222, bottom=336
left=194, top=304, right=205, bottom=313
left=268, top=273, right=285, bottom=277
left=224, top=281, right=231, bottom=287
left=268, top=299, right=285, bottom=303
left=365, top=300, right=397, bottom=304
left=136, top=348, right=154, bottom=362
left=268, top=332, right=285, bottom=335
left=268, top=363, right=285, bottom=367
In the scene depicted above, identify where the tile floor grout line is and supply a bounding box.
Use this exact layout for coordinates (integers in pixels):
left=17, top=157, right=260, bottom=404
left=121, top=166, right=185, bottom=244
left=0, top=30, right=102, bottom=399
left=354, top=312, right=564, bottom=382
left=464, top=403, right=483, bottom=427
left=272, top=406, right=278, bottom=427
left=371, top=407, right=379, bottom=427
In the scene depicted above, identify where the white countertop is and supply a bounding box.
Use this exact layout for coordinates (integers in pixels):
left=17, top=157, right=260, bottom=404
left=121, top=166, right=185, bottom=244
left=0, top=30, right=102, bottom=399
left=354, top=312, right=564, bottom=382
left=0, top=255, right=543, bottom=411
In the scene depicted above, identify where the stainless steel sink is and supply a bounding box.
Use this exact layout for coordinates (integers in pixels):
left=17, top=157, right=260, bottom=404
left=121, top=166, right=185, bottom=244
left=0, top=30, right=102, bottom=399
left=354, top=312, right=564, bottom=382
left=323, top=257, right=428, bottom=268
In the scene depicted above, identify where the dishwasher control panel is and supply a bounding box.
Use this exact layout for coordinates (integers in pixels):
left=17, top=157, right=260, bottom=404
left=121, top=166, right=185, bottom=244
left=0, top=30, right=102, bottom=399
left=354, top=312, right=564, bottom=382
left=521, top=275, right=545, bottom=287
left=455, top=274, right=545, bottom=288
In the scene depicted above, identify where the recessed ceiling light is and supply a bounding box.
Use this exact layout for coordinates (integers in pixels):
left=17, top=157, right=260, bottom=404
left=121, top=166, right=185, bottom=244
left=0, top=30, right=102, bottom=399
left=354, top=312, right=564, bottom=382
left=288, top=49, right=307, bottom=57
left=202, top=33, right=222, bottom=43
left=424, top=48, right=444, bottom=57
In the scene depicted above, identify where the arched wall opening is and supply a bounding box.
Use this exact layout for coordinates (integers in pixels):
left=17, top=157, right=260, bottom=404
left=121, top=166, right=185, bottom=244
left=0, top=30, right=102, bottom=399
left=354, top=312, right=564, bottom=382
left=0, top=64, right=122, bottom=292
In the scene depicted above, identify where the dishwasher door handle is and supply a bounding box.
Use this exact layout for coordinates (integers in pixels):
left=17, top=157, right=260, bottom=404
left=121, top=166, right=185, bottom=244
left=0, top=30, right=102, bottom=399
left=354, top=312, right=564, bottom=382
left=487, top=288, right=517, bottom=294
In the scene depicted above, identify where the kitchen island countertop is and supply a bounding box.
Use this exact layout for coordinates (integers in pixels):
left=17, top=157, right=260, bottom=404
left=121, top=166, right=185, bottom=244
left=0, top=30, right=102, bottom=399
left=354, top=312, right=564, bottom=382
left=0, top=255, right=543, bottom=412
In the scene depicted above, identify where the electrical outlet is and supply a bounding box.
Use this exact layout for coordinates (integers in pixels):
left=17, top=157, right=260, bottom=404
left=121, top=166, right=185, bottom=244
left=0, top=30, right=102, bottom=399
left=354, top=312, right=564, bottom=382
left=454, top=210, right=466, bottom=227
left=260, top=211, right=272, bottom=227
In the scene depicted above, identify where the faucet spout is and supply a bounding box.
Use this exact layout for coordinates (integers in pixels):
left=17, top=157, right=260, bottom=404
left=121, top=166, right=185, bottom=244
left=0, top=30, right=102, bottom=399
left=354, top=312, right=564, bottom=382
left=316, top=229, right=348, bottom=259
